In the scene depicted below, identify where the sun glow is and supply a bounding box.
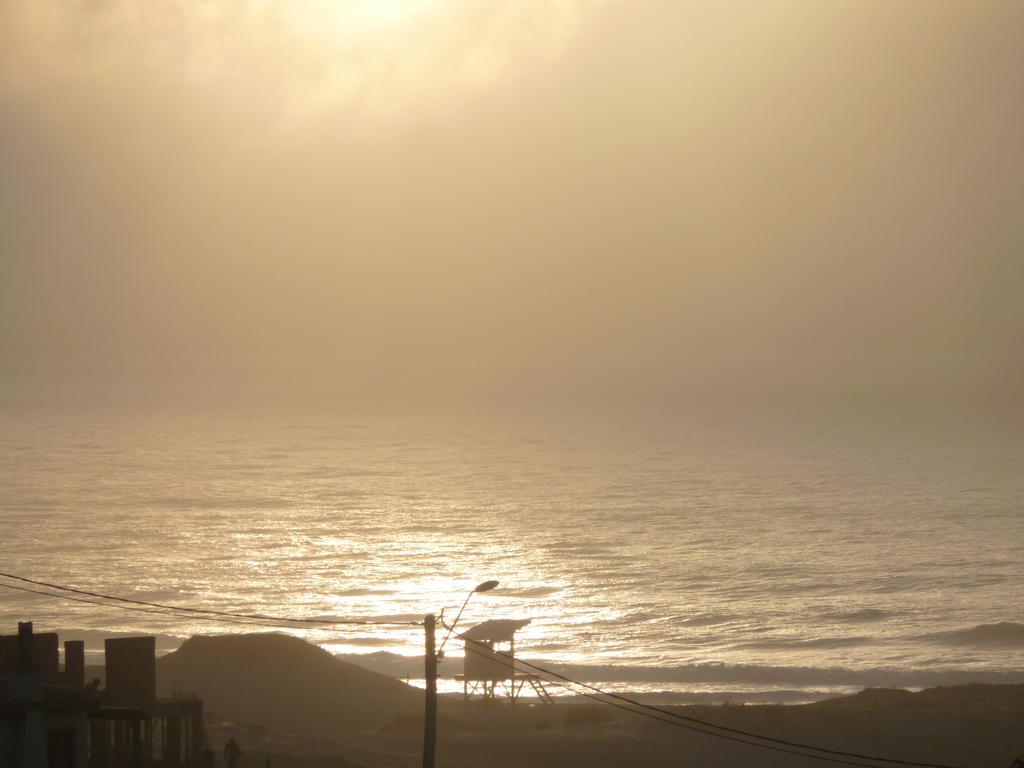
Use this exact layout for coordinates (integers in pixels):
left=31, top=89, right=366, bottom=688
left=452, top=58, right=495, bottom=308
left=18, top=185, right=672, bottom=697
left=350, top=0, right=437, bottom=26
left=274, top=0, right=603, bottom=122
left=7, top=0, right=606, bottom=129
left=290, top=0, right=438, bottom=34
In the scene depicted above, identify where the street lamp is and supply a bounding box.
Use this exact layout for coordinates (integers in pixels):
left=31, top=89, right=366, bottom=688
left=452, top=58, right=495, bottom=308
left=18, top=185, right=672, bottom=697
left=423, top=580, right=499, bottom=768
left=438, top=579, right=499, bottom=657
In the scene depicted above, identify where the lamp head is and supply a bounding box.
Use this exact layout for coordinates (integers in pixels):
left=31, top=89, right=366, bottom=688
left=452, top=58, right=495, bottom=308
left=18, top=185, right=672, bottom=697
left=474, top=580, right=499, bottom=593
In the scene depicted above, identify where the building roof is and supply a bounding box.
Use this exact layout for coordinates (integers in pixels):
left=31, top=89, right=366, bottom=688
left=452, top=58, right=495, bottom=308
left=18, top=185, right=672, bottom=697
left=461, top=619, right=531, bottom=643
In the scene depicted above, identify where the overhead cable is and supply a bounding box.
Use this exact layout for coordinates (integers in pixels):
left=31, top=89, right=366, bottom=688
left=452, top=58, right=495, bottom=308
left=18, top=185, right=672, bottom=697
left=457, top=633, right=964, bottom=768
left=0, top=571, right=420, bottom=627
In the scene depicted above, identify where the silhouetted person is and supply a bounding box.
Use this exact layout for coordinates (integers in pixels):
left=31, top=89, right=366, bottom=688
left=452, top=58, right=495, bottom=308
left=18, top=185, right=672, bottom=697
left=224, top=738, right=241, bottom=768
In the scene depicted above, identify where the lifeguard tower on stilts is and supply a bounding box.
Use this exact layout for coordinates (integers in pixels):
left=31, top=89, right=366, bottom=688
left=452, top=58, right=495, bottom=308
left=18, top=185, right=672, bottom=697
left=456, top=619, right=553, bottom=703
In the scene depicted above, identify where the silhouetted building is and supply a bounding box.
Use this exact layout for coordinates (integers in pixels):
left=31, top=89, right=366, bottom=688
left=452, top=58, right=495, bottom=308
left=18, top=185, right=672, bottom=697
left=105, top=637, right=157, bottom=711
left=65, top=641, right=86, bottom=689
left=98, top=636, right=205, bottom=767
left=0, top=623, right=205, bottom=768
left=0, top=627, right=60, bottom=678
left=0, top=623, right=91, bottom=768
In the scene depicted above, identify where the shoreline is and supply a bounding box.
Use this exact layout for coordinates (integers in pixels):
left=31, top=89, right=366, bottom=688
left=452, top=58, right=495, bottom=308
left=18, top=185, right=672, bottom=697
left=54, top=626, right=1024, bottom=707
left=9, top=589, right=1024, bottom=706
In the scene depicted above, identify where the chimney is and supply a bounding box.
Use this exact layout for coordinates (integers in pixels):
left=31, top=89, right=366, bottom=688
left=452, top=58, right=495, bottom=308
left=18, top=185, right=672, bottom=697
left=17, top=622, right=33, bottom=674
left=65, top=640, right=85, bottom=687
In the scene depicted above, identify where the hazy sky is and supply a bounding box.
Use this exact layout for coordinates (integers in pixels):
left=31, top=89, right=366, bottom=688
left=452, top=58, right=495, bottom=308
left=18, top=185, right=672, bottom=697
left=2, top=0, right=1022, bottom=411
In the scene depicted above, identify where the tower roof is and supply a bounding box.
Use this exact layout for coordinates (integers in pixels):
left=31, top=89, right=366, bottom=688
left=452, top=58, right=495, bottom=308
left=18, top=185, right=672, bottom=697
left=461, top=619, right=531, bottom=643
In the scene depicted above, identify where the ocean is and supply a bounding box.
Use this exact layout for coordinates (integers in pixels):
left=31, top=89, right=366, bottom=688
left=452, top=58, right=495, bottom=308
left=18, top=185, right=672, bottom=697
left=2, top=408, right=1022, bottom=703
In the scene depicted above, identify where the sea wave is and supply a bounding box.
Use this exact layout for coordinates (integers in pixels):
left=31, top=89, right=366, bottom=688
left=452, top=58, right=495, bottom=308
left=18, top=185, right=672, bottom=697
left=492, top=586, right=564, bottom=598
left=335, top=652, right=1024, bottom=689
left=540, top=662, right=1024, bottom=688
left=733, top=636, right=872, bottom=650
left=919, top=622, right=1024, bottom=649
left=826, top=609, right=892, bottom=623
left=678, top=614, right=737, bottom=627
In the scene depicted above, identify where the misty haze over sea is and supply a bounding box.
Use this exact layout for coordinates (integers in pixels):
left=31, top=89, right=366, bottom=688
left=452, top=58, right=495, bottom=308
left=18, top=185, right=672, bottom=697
left=3, top=406, right=1021, bottom=703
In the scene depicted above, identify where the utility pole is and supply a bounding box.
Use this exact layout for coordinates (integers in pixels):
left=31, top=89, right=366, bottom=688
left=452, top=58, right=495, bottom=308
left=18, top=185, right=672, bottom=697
left=423, top=582, right=497, bottom=768
left=423, top=613, right=437, bottom=768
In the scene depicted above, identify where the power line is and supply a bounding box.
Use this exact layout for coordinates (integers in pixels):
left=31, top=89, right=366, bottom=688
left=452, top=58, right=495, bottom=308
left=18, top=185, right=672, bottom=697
left=460, top=638, right=884, bottom=768
left=457, top=640, right=889, bottom=768
left=457, top=634, right=964, bottom=768
left=0, top=581, right=292, bottom=629
left=0, top=580, right=415, bottom=632
left=0, top=571, right=420, bottom=628
left=487, top=639, right=964, bottom=768
left=534, top=678, right=893, bottom=768
left=507, top=648, right=959, bottom=768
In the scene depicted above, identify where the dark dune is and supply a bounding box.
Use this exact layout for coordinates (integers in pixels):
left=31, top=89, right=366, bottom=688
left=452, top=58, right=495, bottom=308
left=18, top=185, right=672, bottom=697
left=156, top=633, right=422, bottom=734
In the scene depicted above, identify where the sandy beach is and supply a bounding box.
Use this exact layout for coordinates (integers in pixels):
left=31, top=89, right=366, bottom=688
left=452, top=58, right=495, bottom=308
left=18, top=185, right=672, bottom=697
left=151, top=633, right=1024, bottom=768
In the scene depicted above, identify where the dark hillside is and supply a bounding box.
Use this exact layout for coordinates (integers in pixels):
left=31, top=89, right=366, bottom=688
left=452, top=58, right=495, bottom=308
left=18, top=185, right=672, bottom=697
left=156, top=633, right=422, bottom=734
